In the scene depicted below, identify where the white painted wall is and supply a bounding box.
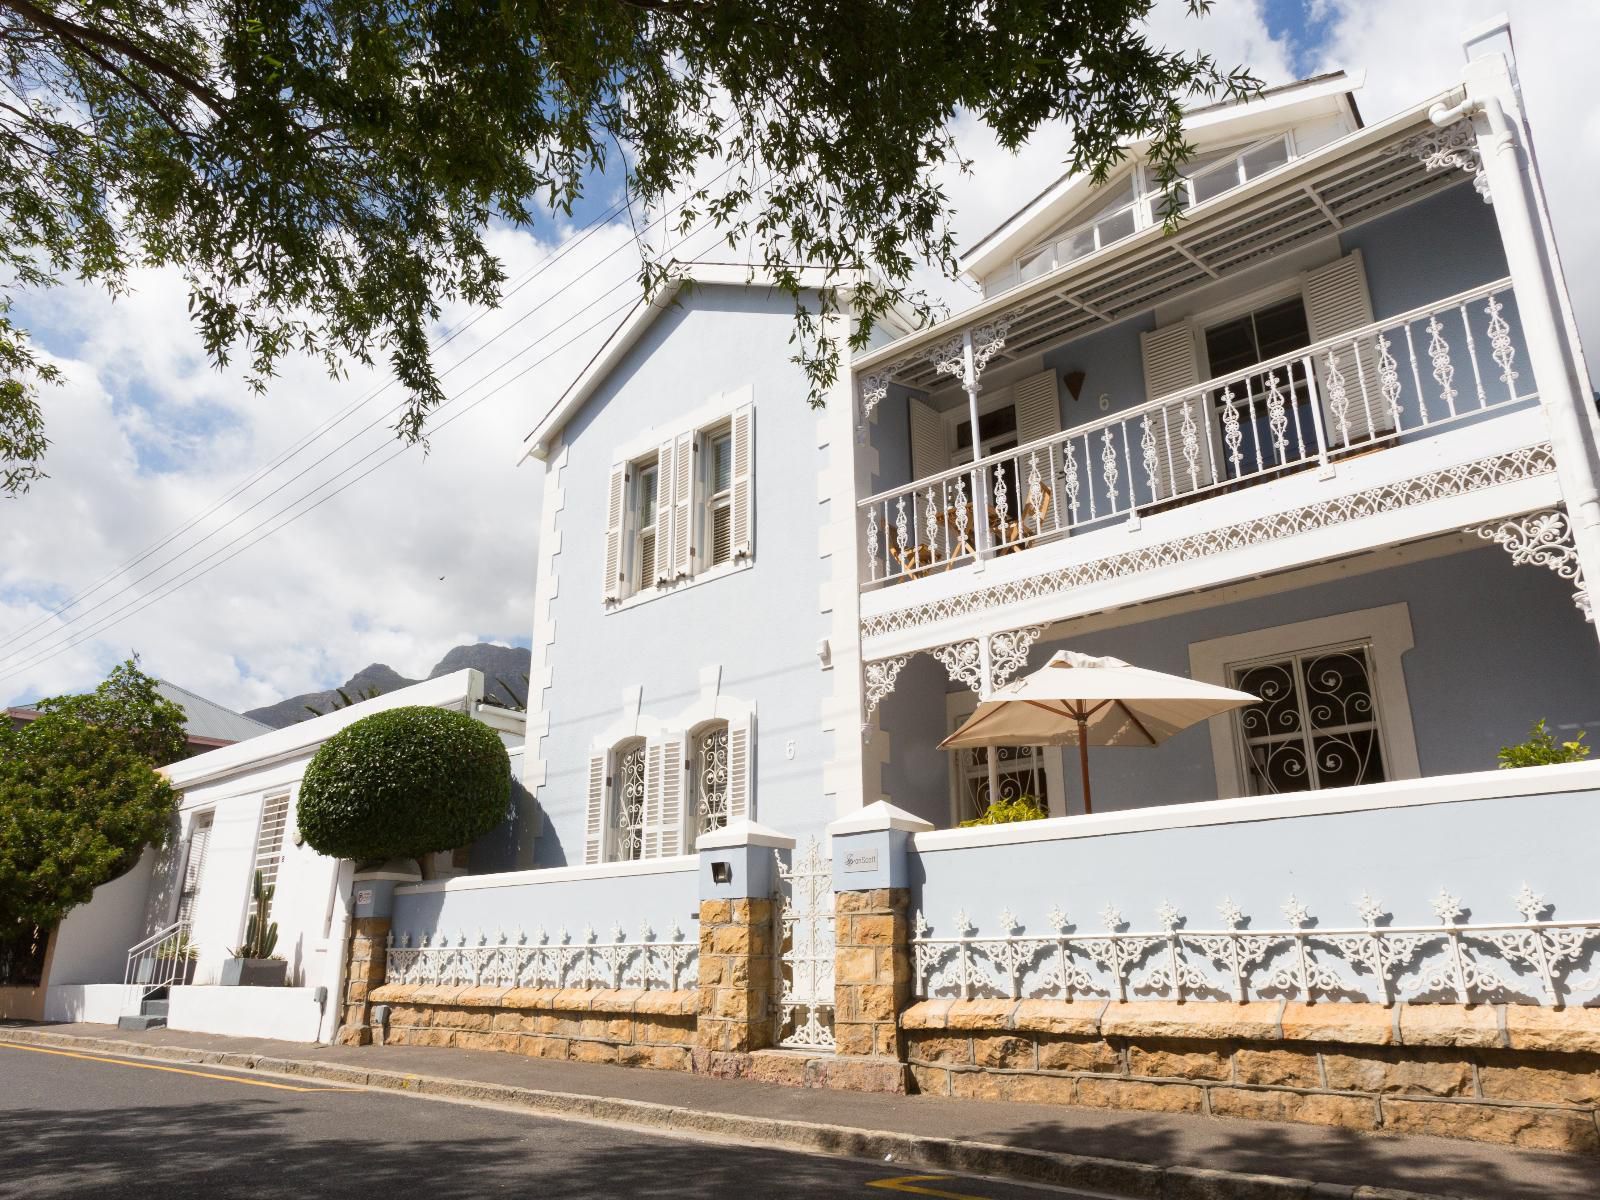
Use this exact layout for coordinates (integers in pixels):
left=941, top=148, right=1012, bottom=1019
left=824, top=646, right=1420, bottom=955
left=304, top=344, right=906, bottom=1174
left=43, top=984, right=145, bottom=1025
left=45, top=850, right=157, bottom=985
left=167, top=985, right=327, bottom=1043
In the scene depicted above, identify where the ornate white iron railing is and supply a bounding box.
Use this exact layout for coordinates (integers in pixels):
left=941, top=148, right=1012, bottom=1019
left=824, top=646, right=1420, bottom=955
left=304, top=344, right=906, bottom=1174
left=912, top=887, right=1600, bottom=1008
left=861, top=278, right=1533, bottom=587
left=386, top=923, right=698, bottom=992
left=775, top=838, right=837, bottom=1050
left=124, top=920, right=193, bottom=998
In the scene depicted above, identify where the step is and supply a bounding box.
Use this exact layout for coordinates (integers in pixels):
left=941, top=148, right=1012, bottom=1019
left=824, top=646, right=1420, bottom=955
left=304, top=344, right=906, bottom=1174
left=116, top=1015, right=168, bottom=1032
left=140, top=1000, right=169, bottom=1018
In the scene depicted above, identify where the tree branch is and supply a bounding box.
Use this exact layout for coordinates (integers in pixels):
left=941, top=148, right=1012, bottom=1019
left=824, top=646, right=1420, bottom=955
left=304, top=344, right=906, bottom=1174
left=0, top=0, right=225, bottom=115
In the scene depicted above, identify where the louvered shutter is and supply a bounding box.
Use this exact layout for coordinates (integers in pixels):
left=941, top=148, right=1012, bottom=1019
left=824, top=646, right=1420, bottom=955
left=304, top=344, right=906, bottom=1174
left=254, top=793, right=291, bottom=897
left=641, top=741, right=666, bottom=859
left=1138, top=324, right=1216, bottom=503
left=729, top=402, right=754, bottom=559
left=908, top=395, right=947, bottom=481
left=726, top=712, right=754, bottom=822
left=603, top=463, right=627, bottom=602
left=671, top=429, right=695, bottom=577
left=583, top=752, right=608, bottom=864
left=641, top=733, right=687, bottom=858
left=653, top=438, right=676, bottom=586
left=176, top=813, right=213, bottom=927
left=1303, top=251, right=1388, bottom=449
left=1013, top=370, right=1061, bottom=446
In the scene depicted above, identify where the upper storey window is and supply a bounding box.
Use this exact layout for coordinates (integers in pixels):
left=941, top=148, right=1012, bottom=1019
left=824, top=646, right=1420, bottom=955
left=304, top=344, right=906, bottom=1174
left=1010, top=133, right=1296, bottom=286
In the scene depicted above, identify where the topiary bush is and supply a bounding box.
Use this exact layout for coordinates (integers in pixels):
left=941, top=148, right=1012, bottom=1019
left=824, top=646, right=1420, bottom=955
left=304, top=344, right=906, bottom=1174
left=958, top=794, right=1048, bottom=828
left=296, top=706, right=510, bottom=862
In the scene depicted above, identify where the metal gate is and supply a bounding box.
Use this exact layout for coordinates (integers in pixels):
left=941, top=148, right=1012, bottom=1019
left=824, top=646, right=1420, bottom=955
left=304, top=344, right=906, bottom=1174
left=773, top=837, right=835, bottom=1050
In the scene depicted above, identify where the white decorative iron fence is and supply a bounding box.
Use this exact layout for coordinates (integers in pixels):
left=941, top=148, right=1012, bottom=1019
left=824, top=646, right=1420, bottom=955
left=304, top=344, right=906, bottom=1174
left=124, top=920, right=195, bottom=997
left=774, top=838, right=836, bottom=1050
left=386, top=923, right=698, bottom=991
left=913, top=887, right=1600, bottom=1008
left=862, top=278, right=1533, bottom=587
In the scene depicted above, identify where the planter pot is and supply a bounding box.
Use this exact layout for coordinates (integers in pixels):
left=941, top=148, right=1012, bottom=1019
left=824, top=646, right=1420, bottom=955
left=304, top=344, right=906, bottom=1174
left=220, top=958, right=287, bottom=987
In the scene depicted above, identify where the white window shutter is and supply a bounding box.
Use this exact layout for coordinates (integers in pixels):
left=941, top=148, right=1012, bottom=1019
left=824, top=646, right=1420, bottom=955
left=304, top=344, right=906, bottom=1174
left=648, top=733, right=686, bottom=857
left=1013, top=369, right=1061, bottom=447
left=583, top=752, right=608, bottom=864
left=641, top=740, right=666, bottom=859
left=654, top=438, right=676, bottom=586
left=603, top=463, right=627, bottom=602
left=908, top=395, right=947, bottom=480
left=1303, top=250, right=1389, bottom=447
left=726, top=712, right=754, bottom=823
left=672, top=429, right=695, bottom=578
left=729, top=402, right=754, bottom=559
left=1138, top=324, right=1215, bottom=502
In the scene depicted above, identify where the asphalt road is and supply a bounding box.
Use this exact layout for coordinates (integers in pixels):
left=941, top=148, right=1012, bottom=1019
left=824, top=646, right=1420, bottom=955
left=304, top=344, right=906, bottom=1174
left=0, top=1042, right=1090, bottom=1199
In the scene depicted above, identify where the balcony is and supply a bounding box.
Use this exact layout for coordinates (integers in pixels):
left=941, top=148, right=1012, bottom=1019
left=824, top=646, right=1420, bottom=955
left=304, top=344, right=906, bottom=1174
left=860, top=278, right=1535, bottom=592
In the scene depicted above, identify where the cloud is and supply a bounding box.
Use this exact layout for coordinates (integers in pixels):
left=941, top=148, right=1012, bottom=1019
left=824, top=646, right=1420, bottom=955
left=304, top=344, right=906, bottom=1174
left=1312, top=0, right=1600, bottom=385
left=0, top=217, right=653, bottom=710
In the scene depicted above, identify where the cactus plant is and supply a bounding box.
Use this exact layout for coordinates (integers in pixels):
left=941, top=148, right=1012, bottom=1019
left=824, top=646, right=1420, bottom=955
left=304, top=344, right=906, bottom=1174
left=231, top=870, right=280, bottom=960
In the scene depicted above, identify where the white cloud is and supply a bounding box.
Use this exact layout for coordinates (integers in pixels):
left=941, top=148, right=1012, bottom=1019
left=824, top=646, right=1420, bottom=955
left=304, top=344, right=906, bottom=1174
left=1312, top=0, right=1600, bottom=387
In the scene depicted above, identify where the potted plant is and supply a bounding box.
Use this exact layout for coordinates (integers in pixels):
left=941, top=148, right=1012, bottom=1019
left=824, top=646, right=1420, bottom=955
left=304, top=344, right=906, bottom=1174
left=154, top=932, right=199, bottom=986
left=221, top=870, right=287, bottom=986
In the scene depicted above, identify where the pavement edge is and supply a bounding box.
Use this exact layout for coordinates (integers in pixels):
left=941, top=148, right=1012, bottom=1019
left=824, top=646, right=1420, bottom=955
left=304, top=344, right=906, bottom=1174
left=0, top=1026, right=1452, bottom=1200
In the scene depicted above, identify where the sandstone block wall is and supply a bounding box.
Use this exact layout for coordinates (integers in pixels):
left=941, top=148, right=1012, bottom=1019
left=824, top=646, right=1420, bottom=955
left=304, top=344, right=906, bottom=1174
left=902, top=997, right=1600, bottom=1154
left=370, top=983, right=698, bottom=1070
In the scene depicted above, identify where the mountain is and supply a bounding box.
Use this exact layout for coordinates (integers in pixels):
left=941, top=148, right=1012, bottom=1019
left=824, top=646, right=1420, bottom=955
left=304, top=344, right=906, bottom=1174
left=243, top=642, right=531, bottom=729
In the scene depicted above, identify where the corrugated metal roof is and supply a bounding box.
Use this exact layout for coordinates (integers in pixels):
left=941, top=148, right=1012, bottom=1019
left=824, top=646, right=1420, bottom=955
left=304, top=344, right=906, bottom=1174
left=155, top=681, right=272, bottom=743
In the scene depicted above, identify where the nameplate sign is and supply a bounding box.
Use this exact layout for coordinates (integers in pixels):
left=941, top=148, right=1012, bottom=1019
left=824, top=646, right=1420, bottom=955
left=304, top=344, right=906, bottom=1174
left=354, top=888, right=374, bottom=907
left=843, top=848, right=879, bottom=874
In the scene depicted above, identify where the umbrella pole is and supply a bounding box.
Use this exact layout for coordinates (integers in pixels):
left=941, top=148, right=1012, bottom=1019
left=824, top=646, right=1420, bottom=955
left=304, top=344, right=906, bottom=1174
left=987, top=751, right=1001, bottom=813
left=1077, top=715, right=1093, bottom=814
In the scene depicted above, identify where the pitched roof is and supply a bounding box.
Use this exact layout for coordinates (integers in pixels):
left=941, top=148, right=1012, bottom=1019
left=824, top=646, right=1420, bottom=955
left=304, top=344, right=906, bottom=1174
left=154, top=680, right=273, bottom=743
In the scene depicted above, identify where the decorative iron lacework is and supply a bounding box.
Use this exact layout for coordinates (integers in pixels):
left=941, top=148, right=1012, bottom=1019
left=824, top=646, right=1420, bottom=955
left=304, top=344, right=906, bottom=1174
left=1472, top=508, right=1592, bottom=622
left=862, top=444, right=1557, bottom=640
left=695, top=724, right=732, bottom=837
left=858, top=306, right=1031, bottom=419
left=386, top=923, right=698, bottom=991
left=775, top=838, right=836, bottom=1050
left=1389, top=120, right=1492, bottom=204
left=912, top=886, right=1600, bottom=1008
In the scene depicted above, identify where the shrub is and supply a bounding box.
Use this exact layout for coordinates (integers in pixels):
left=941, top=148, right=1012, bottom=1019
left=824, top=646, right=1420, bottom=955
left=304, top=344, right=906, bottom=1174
left=1498, top=719, right=1590, bottom=769
left=296, top=706, right=510, bottom=862
left=959, top=794, right=1048, bottom=827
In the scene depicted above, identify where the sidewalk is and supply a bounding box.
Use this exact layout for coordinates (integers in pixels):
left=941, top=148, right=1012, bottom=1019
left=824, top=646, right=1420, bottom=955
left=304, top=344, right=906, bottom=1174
left=3, top=1021, right=1594, bottom=1199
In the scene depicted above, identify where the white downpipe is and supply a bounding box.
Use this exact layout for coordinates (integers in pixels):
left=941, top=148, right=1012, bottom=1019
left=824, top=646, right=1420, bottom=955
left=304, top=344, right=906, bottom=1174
left=1442, top=68, right=1600, bottom=649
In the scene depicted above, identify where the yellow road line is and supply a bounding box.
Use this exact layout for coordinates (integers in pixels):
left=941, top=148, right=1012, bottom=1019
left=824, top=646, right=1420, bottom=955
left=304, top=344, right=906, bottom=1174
left=0, top=1041, right=349, bottom=1093
left=866, top=1175, right=992, bottom=1199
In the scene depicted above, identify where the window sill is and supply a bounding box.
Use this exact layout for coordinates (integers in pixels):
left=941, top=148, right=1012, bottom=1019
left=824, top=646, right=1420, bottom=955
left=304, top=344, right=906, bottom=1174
left=607, top=556, right=753, bottom=615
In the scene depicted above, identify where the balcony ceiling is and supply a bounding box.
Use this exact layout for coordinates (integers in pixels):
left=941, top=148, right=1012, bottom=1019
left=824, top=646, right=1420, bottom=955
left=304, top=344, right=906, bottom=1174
left=861, top=102, right=1466, bottom=396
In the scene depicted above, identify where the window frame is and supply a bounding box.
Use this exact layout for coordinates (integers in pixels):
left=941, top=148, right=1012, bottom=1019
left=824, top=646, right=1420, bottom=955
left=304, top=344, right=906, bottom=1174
left=1188, top=603, right=1420, bottom=802
left=687, top=718, right=731, bottom=848
left=626, top=455, right=660, bottom=598
left=700, top=423, right=735, bottom=570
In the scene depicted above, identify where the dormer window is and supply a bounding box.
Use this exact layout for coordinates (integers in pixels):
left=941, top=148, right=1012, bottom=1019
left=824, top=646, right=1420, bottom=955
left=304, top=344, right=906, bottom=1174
left=1011, top=132, right=1297, bottom=284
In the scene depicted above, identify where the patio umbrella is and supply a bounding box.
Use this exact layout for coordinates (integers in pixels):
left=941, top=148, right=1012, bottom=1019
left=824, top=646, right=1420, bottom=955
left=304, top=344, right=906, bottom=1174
left=939, top=650, right=1258, bottom=814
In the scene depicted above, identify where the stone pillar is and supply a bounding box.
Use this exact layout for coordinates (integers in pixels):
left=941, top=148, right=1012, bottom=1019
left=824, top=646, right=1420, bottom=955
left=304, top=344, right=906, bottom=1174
left=694, top=820, right=794, bottom=1064
left=334, top=859, right=421, bottom=1046
left=828, top=801, right=932, bottom=1068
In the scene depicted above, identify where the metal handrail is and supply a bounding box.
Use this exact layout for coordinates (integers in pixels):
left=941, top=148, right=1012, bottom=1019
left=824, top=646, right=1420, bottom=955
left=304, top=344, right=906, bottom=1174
left=124, top=919, right=192, bottom=997
left=125, top=921, right=184, bottom=958
left=857, top=275, right=1517, bottom=509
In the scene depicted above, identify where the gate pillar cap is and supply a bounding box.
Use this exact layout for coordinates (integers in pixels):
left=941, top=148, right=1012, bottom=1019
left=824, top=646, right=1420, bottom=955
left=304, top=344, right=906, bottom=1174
left=828, top=800, right=934, bottom=837
left=698, top=819, right=796, bottom=851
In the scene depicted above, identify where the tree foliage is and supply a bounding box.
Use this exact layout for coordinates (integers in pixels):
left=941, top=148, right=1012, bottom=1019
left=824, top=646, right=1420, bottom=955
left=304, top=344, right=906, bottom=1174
left=0, top=657, right=183, bottom=938
left=296, top=705, right=509, bottom=862
left=0, top=0, right=1255, bottom=493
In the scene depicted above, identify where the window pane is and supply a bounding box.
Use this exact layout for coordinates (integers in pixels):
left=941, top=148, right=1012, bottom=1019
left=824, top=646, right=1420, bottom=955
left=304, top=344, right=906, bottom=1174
left=1235, top=661, right=1303, bottom=740
left=1204, top=315, right=1259, bottom=377
left=1057, top=227, right=1097, bottom=265
left=977, top=404, right=1017, bottom=444
left=636, top=464, right=658, bottom=522
left=1096, top=207, right=1137, bottom=247
left=1241, top=136, right=1290, bottom=179
left=1301, top=648, right=1376, bottom=730
left=1310, top=730, right=1385, bottom=789
left=1252, top=298, right=1311, bottom=360
left=694, top=724, right=730, bottom=841
left=613, top=742, right=646, bottom=861
left=1190, top=164, right=1236, bottom=205
left=1018, top=246, right=1055, bottom=281
left=711, top=433, right=733, bottom=494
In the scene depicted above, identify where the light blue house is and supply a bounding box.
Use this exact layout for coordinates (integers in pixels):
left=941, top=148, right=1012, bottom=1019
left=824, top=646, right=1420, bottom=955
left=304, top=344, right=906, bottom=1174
left=514, top=41, right=1600, bottom=866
